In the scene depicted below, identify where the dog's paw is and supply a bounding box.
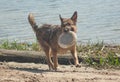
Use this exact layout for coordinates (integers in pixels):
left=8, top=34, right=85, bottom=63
left=54, top=66, right=62, bottom=72
left=75, top=64, right=81, bottom=68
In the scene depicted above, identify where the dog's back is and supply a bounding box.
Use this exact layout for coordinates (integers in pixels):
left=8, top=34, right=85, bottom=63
left=28, top=14, right=62, bottom=52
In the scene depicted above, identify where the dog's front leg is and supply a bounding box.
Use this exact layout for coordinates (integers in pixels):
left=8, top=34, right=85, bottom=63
left=71, top=46, right=80, bottom=67
left=52, top=51, right=58, bottom=71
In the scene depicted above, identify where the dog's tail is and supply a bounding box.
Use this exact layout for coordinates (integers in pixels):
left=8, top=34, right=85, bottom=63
left=28, top=13, right=38, bottom=32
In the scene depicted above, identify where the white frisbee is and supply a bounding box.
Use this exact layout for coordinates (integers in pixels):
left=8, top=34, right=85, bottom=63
left=58, top=31, right=77, bottom=49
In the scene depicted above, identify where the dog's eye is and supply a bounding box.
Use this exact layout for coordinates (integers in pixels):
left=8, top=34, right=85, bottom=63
left=66, top=23, right=70, bottom=26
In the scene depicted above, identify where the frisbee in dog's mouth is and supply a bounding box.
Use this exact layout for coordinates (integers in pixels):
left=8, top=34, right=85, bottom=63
left=58, top=31, right=77, bottom=49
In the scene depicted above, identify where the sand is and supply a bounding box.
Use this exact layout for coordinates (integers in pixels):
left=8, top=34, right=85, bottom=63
left=0, top=62, right=120, bottom=82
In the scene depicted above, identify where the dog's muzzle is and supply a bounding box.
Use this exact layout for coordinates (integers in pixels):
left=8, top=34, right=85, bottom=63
left=64, top=28, right=69, bottom=32
left=64, top=26, right=71, bottom=32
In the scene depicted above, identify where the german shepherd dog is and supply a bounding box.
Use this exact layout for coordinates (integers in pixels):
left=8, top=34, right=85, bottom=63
left=28, top=11, right=80, bottom=71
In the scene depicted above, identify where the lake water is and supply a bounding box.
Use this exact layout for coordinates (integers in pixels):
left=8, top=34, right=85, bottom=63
left=0, top=0, right=120, bottom=44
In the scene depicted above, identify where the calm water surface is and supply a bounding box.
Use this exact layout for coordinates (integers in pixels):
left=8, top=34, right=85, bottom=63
left=0, top=0, right=120, bottom=44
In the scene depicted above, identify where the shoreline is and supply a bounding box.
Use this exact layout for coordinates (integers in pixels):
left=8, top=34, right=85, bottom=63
left=0, top=40, right=120, bottom=69
left=0, top=49, right=120, bottom=70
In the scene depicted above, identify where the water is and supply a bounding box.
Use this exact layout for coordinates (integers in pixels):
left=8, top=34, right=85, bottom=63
left=0, top=0, right=120, bottom=44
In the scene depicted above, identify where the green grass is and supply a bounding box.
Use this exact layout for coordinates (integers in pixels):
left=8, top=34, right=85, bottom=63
left=0, top=40, right=120, bottom=69
left=77, top=42, right=120, bottom=69
left=83, top=54, right=120, bottom=69
left=0, top=40, right=40, bottom=51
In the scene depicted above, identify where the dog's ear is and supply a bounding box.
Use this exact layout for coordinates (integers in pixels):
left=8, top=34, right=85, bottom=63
left=59, top=14, right=63, bottom=24
left=71, top=11, right=77, bottom=24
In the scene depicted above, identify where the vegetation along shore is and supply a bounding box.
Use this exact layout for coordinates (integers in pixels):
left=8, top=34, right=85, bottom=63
left=0, top=40, right=120, bottom=69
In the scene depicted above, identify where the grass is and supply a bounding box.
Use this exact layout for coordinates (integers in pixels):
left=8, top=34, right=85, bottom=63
left=77, top=42, right=120, bottom=69
left=0, top=40, right=120, bottom=69
left=83, top=54, right=120, bottom=69
left=0, top=40, right=40, bottom=51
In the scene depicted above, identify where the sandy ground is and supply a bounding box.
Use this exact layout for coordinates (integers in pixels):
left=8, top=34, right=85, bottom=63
left=0, top=62, right=120, bottom=82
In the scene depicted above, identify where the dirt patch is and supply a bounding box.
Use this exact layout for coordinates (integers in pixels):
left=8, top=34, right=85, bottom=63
left=0, top=62, right=120, bottom=82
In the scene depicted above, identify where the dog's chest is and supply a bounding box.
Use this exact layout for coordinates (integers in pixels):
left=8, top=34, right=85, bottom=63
left=58, top=47, right=67, bottom=53
left=57, top=45, right=74, bottom=54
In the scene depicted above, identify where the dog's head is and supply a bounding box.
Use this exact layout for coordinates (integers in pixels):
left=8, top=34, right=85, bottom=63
left=59, top=11, right=77, bottom=33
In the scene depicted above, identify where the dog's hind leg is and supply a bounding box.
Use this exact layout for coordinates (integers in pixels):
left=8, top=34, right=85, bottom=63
left=38, top=39, right=54, bottom=70
left=44, top=48, right=54, bottom=70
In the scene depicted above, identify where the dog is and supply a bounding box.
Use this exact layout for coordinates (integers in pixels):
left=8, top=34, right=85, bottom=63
left=28, top=11, right=80, bottom=71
